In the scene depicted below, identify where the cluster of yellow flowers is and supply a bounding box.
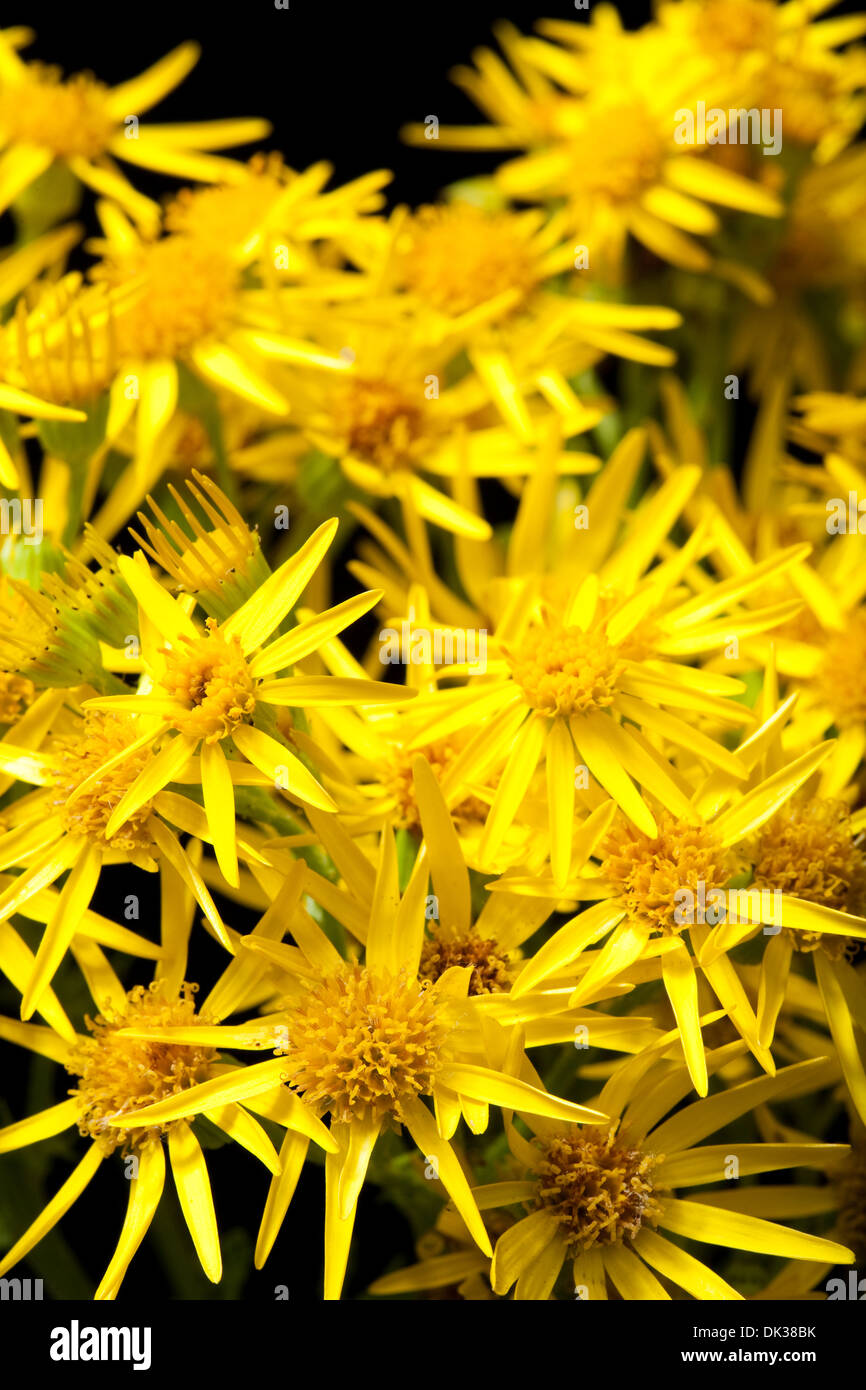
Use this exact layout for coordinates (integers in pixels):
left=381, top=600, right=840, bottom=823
left=1, top=3, right=866, bottom=1303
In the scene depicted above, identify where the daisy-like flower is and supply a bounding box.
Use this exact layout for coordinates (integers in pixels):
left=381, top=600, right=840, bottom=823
left=743, top=791, right=866, bottom=1124
left=269, top=312, right=609, bottom=540
left=0, top=32, right=270, bottom=230
left=401, top=525, right=811, bottom=885
left=0, top=868, right=336, bottom=1299
left=96, top=767, right=642, bottom=1300
left=494, top=672, right=866, bottom=1096
left=353, top=197, right=683, bottom=364
left=477, top=1043, right=853, bottom=1300
left=402, top=16, right=782, bottom=278
left=81, top=512, right=411, bottom=891
left=656, top=0, right=866, bottom=162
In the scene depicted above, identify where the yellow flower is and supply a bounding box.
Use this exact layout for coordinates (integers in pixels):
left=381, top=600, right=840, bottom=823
left=0, top=884, right=335, bottom=1299
left=82, top=514, right=410, bottom=888
left=480, top=1046, right=852, bottom=1300
left=0, top=33, right=270, bottom=230
left=403, top=17, right=782, bottom=278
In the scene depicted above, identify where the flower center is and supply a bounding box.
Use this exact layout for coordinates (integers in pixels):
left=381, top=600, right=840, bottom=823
left=96, top=235, right=239, bottom=362
left=67, top=982, right=216, bottom=1153
left=335, top=377, right=426, bottom=473
left=52, top=712, right=155, bottom=852
left=600, top=810, right=732, bottom=935
left=398, top=204, right=537, bottom=316
left=814, top=614, right=866, bottom=728
left=570, top=101, right=663, bottom=204
left=505, top=622, right=624, bottom=717
left=692, top=0, right=776, bottom=56
left=161, top=618, right=257, bottom=742
left=278, top=964, right=446, bottom=1124
left=0, top=66, right=114, bottom=159
left=419, top=931, right=510, bottom=995
left=534, top=1129, right=663, bottom=1252
left=754, top=798, right=866, bottom=960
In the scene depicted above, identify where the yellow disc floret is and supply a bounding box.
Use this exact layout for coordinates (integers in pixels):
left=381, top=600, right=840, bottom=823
left=0, top=64, right=114, bottom=159
left=161, top=618, right=257, bottom=742
left=534, top=1128, right=663, bottom=1252
left=52, top=711, right=155, bottom=853
left=753, top=797, right=866, bottom=959
left=96, top=234, right=238, bottom=362
left=398, top=203, right=538, bottom=317
left=505, top=622, right=624, bottom=717
left=67, top=981, right=217, bottom=1153
left=419, top=931, right=510, bottom=995
left=279, top=964, right=447, bottom=1125
left=601, top=810, right=733, bottom=935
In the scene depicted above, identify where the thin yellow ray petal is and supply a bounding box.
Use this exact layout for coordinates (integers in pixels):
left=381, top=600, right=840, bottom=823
left=0, top=1144, right=103, bottom=1279
left=104, top=733, right=198, bottom=839
left=490, top=1209, right=561, bottom=1294
left=231, top=724, right=336, bottom=811
left=95, top=1140, right=165, bottom=1299
left=116, top=552, right=198, bottom=643
left=512, top=901, right=625, bottom=998
left=413, top=755, right=471, bottom=935
left=169, top=1120, right=222, bottom=1282
left=248, top=591, right=382, bottom=676
left=436, top=1063, right=607, bottom=1125
left=223, top=519, right=338, bottom=652
left=200, top=740, right=238, bottom=889
left=604, top=1243, right=670, bottom=1299
left=0, top=1098, right=80, bottom=1154
left=633, top=1227, right=743, bottom=1300
left=401, top=1096, right=492, bottom=1258
left=20, top=842, right=101, bottom=1021
left=662, top=941, right=708, bottom=1097
left=658, top=1197, right=851, bottom=1263
left=255, top=1129, right=310, bottom=1268
left=479, top=713, right=546, bottom=865
left=339, top=1114, right=382, bottom=1221
left=104, top=1058, right=289, bottom=1128
left=571, top=713, right=657, bottom=837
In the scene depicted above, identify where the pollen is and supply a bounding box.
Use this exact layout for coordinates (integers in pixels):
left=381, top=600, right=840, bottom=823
left=533, top=1128, right=663, bottom=1252
left=398, top=203, right=537, bottom=317
left=66, top=981, right=217, bottom=1154
left=96, top=234, right=239, bottom=362
left=600, top=810, right=733, bottom=935
left=504, top=622, right=625, bottom=718
left=419, top=931, right=510, bottom=995
left=692, top=0, right=776, bottom=56
left=161, top=618, right=257, bottom=742
left=278, top=963, right=447, bottom=1125
left=0, top=65, right=114, bottom=160
left=52, top=711, right=155, bottom=853
left=753, top=797, right=866, bottom=960
left=334, top=377, right=427, bottom=473
left=813, top=613, right=866, bottom=728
